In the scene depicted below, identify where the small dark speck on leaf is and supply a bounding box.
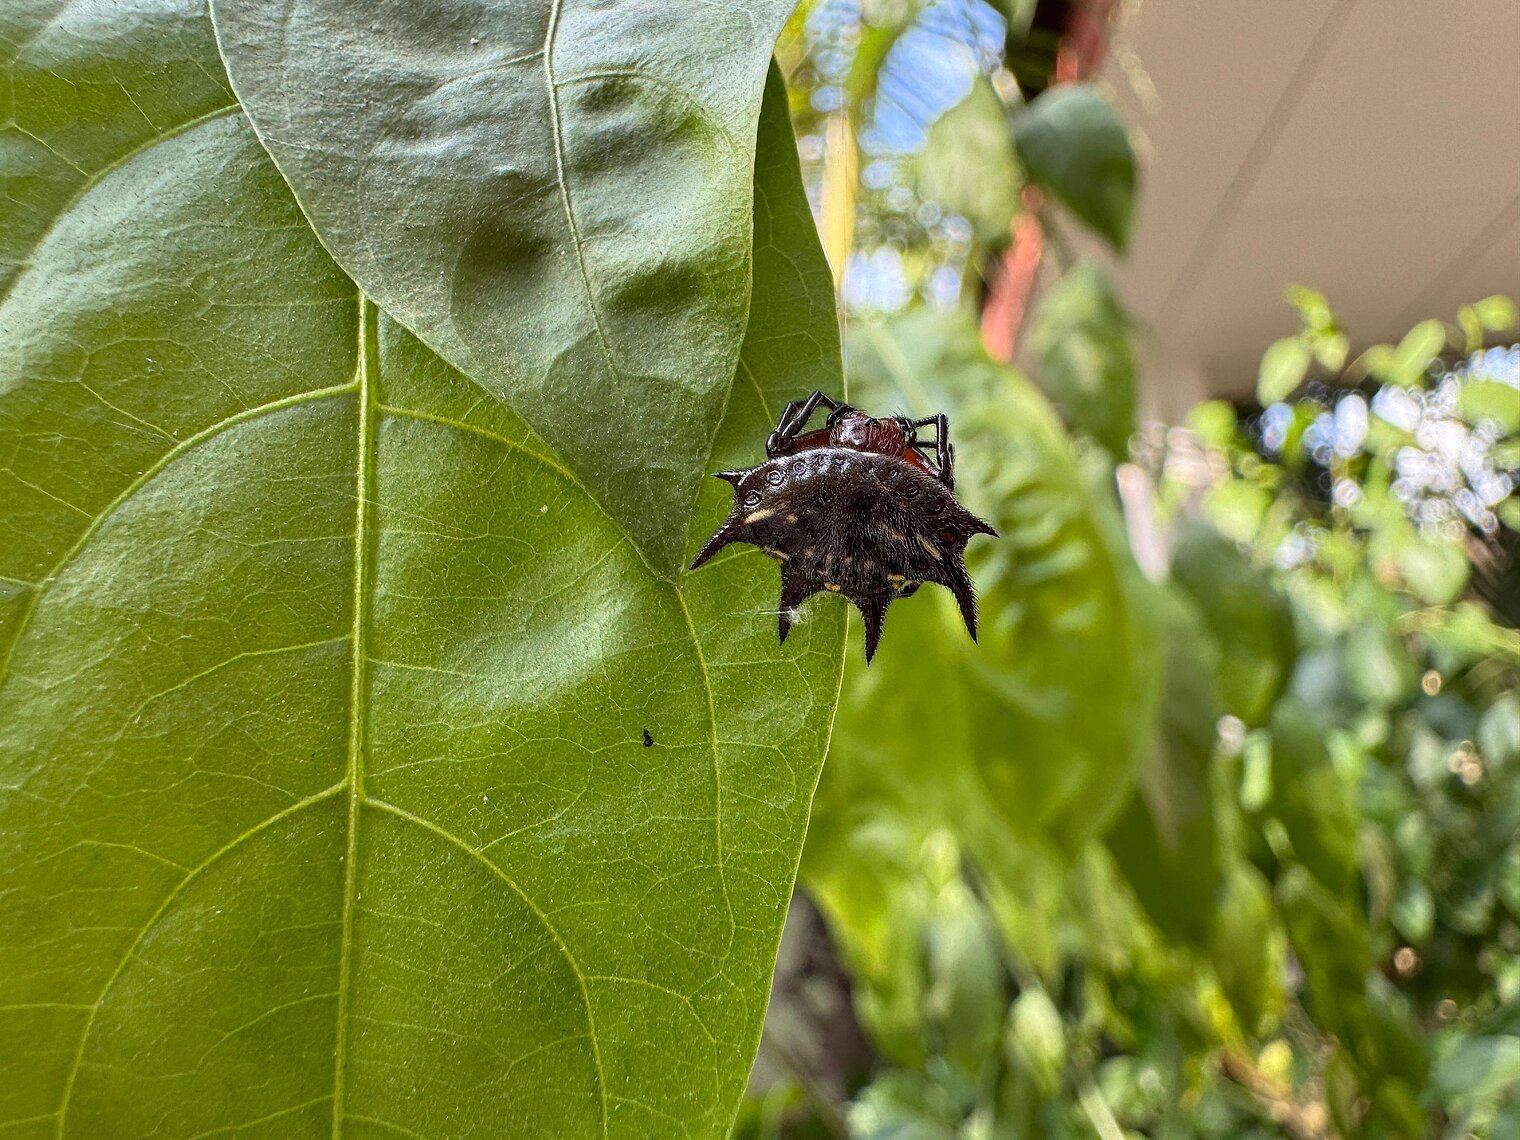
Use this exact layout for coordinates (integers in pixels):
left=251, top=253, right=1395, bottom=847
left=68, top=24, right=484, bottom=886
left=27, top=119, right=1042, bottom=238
left=642, top=729, right=654, bottom=748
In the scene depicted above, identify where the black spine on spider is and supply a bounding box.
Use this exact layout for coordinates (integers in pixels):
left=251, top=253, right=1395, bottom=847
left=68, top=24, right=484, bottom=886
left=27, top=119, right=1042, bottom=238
left=690, top=390, right=996, bottom=663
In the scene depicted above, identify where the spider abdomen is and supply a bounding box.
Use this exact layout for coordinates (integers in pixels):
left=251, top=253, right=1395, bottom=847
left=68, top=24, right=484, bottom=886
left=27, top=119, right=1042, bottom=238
left=744, top=455, right=946, bottom=583
left=691, top=446, right=996, bottom=660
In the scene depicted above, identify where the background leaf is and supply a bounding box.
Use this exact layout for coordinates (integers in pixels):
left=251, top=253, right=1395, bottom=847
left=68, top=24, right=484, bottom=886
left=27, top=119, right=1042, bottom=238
left=916, top=76, right=1020, bottom=246
left=803, top=308, right=1155, bottom=991
left=1365, top=318, right=1450, bottom=388
left=1168, top=523, right=1297, bottom=726
left=1472, top=295, right=1518, bottom=332
left=1256, top=336, right=1311, bottom=405
left=211, top=0, right=797, bottom=575
left=1265, top=701, right=1360, bottom=896
left=0, top=8, right=843, bottom=1136
left=1392, top=319, right=1449, bottom=386
left=1461, top=379, right=1520, bottom=432
left=1105, top=587, right=1225, bottom=949
left=1012, top=84, right=1136, bottom=251
left=1025, top=262, right=1138, bottom=460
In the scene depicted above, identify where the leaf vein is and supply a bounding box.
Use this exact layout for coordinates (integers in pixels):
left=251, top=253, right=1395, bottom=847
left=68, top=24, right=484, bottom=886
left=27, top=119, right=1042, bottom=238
left=184, top=1094, right=333, bottom=1139
left=364, top=797, right=609, bottom=1137
left=124, top=635, right=348, bottom=721
left=52, top=782, right=346, bottom=1135
left=0, top=104, right=241, bottom=312
left=331, top=295, right=378, bottom=1137
left=543, top=0, right=620, bottom=380
left=343, top=1115, right=427, bottom=1140
left=0, top=382, right=357, bottom=696
left=673, top=591, right=736, bottom=965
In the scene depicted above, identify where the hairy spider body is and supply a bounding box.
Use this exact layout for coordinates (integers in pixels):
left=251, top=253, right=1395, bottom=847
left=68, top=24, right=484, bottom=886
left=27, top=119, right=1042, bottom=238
left=690, top=392, right=996, bottom=662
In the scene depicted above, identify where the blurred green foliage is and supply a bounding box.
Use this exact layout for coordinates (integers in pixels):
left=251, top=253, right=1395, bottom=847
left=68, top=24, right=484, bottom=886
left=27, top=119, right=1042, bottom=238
left=1012, top=85, right=1136, bottom=252
left=777, top=0, right=1135, bottom=310
left=749, top=5, right=1520, bottom=1136
left=1026, top=264, right=1139, bottom=461
left=748, top=285, right=1520, bottom=1137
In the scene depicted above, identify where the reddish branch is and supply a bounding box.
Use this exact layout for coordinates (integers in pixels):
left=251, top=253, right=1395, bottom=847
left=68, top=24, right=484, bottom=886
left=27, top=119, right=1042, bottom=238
left=979, top=0, right=1118, bottom=363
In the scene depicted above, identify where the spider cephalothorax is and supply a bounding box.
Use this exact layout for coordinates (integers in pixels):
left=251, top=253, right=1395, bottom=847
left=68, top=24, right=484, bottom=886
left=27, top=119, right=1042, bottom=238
left=690, top=391, right=997, bottom=662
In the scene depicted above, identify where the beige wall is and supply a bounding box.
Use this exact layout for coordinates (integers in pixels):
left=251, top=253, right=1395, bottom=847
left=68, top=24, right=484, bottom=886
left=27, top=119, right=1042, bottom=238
left=1087, top=0, right=1520, bottom=401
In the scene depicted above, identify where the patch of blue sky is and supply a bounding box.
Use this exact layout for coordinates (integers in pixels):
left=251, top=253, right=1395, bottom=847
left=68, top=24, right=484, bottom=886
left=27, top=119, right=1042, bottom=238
left=842, top=247, right=912, bottom=312
left=865, top=1, right=1006, bottom=155
left=804, top=0, right=1006, bottom=154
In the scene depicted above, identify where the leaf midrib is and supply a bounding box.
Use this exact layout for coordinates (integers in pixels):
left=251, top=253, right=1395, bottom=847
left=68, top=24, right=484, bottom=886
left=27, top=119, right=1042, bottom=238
left=40, top=298, right=621, bottom=1137
left=330, top=294, right=376, bottom=1136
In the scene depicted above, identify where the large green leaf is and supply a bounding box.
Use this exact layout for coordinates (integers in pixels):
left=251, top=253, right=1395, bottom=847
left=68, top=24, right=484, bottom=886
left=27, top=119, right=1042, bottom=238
left=210, top=0, right=794, bottom=575
left=0, top=8, right=842, bottom=1137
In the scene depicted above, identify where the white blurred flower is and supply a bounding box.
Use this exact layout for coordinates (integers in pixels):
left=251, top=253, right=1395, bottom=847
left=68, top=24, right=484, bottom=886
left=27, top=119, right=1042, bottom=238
left=1332, top=393, right=1368, bottom=457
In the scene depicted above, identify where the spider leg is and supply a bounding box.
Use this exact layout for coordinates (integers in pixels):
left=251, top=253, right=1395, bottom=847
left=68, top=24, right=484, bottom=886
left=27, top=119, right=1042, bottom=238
left=767, top=391, right=849, bottom=457
left=905, top=414, right=954, bottom=488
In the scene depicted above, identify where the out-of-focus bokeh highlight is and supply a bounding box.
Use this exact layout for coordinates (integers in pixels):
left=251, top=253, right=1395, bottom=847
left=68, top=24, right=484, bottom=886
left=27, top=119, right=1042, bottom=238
left=745, top=2, right=1520, bottom=1137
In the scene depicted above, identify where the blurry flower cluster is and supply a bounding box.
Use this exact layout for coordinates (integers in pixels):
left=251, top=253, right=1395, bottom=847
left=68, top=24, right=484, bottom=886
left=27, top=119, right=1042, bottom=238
left=1379, top=347, right=1520, bottom=537
left=1254, top=345, right=1520, bottom=540
left=1144, top=296, right=1520, bottom=619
